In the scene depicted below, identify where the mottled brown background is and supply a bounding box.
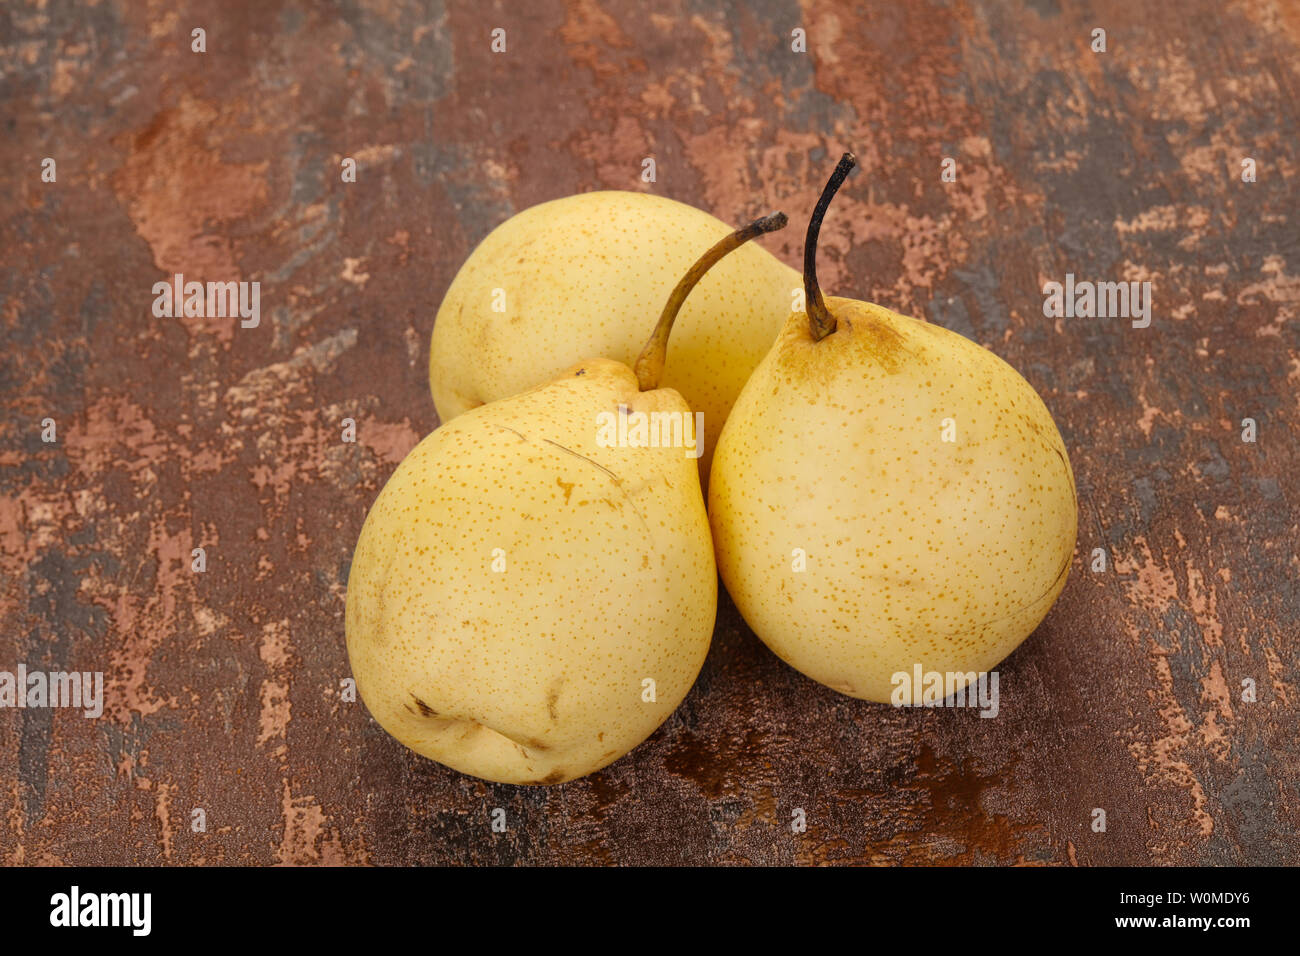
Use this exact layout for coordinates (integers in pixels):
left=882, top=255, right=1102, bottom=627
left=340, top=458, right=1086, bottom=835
left=1, top=0, right=1297, bottom=866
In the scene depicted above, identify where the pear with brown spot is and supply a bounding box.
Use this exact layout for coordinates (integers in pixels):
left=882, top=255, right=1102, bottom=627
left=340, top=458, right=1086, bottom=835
left=348, top=213, right=788, bottom=784
left=429, top=192, right=800, bottom=480
left=709, top=154, right=1077, bottom=704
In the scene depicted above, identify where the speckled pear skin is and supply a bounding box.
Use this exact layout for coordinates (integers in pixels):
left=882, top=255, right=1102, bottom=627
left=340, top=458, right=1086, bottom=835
left=347, top=358, right=717, bottom=785
left=708, top=297, right=1078, bottom=703
left=429, top=191, right=799, bottom=478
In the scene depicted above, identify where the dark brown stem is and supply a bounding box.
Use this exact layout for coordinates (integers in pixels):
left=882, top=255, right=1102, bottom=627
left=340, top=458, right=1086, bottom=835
left=634, top=212, right=789, bottom=391
left=805, top=152, right=857, bottom=342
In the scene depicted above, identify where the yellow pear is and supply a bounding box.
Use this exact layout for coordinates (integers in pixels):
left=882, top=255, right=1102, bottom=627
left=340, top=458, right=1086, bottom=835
left=709, top=155, right=1077, bottom=704
left=349, top=214, right=787, bottom=784
left=429, top=191, right=799, bottom=478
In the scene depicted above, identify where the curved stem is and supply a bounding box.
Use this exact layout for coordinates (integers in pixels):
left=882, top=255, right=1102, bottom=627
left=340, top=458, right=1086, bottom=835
left=634, top=211, right=789, bottom=391
left=805, top=152, right=857, bottom=342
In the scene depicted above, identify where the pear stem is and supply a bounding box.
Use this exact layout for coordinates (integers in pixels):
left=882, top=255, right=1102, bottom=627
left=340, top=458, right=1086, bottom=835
left=634, top=212, right=789, bottom=392
left=804, top=152, right=857, bottom=342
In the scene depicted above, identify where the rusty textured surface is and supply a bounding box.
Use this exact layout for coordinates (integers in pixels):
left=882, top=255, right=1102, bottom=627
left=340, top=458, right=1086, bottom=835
left=1, top=0, right=1298, bottom=866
